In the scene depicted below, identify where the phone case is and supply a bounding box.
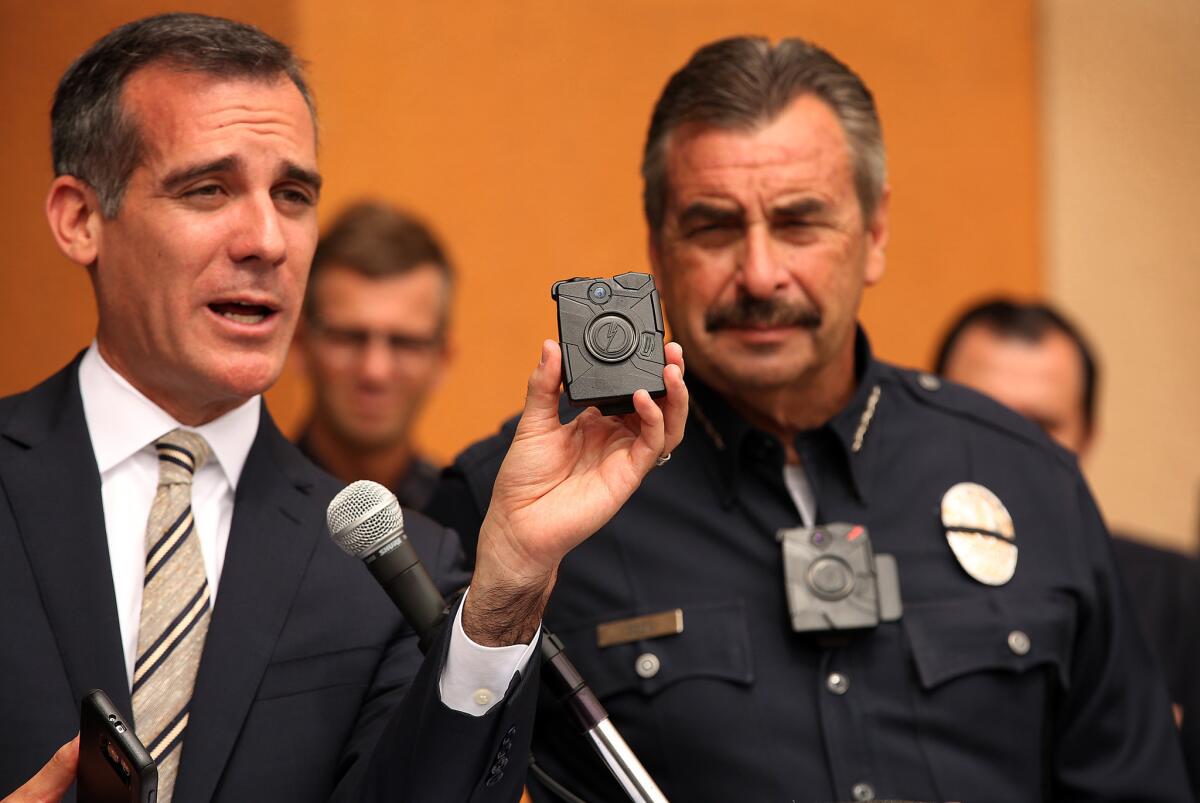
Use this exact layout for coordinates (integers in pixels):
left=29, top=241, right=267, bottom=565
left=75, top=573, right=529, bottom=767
left=78, top=689, right=158, bottom=803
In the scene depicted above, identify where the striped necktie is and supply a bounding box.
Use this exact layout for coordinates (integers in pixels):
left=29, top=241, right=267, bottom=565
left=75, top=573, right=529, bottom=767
left=133, top=429, right=213, bottom=802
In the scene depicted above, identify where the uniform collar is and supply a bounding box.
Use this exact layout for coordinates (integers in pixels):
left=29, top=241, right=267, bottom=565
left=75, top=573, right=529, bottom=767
left=688, top=326, right=883, bottom=508
left=78, top=342, right=260, bottom=490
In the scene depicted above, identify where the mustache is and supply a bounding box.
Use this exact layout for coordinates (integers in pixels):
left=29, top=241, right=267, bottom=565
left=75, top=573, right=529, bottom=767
left=704, top=296, right=822, bottom=332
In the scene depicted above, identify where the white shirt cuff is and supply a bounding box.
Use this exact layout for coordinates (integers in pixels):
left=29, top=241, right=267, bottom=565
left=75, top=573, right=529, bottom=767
left=438, top=588, right=540, bottom=716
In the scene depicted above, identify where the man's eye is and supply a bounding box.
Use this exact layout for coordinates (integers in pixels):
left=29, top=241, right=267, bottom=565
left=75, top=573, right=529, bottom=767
left=686, top=221, right=734, bottom=237
left=275, top=188, right=315, bottom=206
left=186, top=185, right=223, bottom=198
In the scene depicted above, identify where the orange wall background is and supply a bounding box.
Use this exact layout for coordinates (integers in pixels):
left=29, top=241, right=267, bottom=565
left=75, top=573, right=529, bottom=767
left=0, top=1, right=1039, bottom=464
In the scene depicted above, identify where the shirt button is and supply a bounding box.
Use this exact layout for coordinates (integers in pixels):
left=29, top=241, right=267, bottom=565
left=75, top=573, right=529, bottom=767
left=851, top=781, right=875, bottom=800
left=826, top=672, right=850, bottom=695
left=917, top=373, right=941, bottom=391
left=635, top=652, right=661, bottom=678
left=473, top=688, right=494, bottom=706
left=1008, top=630, right=1031, bottom=656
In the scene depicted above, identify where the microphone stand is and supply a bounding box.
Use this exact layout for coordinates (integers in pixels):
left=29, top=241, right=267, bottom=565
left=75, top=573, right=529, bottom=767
left=539, top=630, right=669, bottom=803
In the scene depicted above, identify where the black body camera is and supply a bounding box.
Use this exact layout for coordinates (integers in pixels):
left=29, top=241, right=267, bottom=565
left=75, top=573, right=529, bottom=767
left=551, top=272, right=666, bottom=415
left=776, top=523, right=902, bottom=632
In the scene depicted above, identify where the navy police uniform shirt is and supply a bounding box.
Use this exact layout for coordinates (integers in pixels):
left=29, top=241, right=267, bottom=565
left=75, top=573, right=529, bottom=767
left=428, top=329, right=1191, bottom=802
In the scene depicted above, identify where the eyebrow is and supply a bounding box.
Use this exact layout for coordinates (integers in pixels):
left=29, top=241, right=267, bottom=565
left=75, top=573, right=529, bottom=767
left=772, top=198, right=829, bottom=218
left=284, top=162, right=323, bottom=195
left=678, top=201, right=744, bottom=228
left=161, top=157, right=238, bottom=193
left=160, top=156, right=323, bottom=196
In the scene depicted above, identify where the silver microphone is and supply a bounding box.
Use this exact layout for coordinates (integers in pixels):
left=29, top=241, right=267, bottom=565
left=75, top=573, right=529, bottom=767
left=327, top=480, right=447, bottom=650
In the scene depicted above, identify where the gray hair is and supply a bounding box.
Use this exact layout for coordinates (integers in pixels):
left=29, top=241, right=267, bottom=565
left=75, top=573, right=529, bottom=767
left=641, top=36, right=886, bottom=231
left=51, top=12, right=315, bottom=218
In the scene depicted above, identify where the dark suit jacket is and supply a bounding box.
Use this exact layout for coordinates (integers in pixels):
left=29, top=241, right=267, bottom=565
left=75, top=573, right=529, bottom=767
left=0, top=358, right=535, bottom=801
left=1112, top=534, right=1200, bottom=796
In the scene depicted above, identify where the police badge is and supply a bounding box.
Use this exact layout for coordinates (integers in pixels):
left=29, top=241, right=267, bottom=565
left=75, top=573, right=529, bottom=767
left=941, top=482, right=1017, bottom=586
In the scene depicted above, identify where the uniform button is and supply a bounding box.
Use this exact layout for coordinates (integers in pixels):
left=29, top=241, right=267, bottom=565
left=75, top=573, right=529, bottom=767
left=473, top=688, right=494, bottom=706
left=917, top=373, right=941, bottom=391
left=826, top=672, right=850, bottom=695
left=851, top=781, right=875, bottom=800
left=1007, top=630, right=1031, bottom=656
left=635, top=652, right=661, bottom=678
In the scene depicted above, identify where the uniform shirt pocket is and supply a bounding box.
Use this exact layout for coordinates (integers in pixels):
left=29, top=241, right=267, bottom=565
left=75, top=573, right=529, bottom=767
left=903, top=591, right=1075, bottom=692
left=554, top=599, right=754, bottom=699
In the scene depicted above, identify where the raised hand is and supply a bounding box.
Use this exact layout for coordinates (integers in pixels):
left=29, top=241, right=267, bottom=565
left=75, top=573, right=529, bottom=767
left=463, top=340, right=687, bottom=646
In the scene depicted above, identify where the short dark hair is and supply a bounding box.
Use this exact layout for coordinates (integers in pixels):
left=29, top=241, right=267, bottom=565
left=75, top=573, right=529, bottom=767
left=933, top=298, right=1099, bottom=434
left=642, top=36, right=885, bottom=232
left=51, top=12, right=314, bottom=218
left=305, top=200, right=455, bottom=331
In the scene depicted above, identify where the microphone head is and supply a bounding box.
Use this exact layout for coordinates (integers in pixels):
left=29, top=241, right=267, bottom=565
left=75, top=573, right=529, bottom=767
left=327, top=480, right=405, bottom=559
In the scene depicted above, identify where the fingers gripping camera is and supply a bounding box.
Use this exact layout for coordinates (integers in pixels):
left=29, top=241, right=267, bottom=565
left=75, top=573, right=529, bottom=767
left=551, top=272, right=667, bottom=415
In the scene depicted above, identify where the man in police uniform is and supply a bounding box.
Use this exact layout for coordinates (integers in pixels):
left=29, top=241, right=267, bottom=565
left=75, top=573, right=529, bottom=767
left=427, top=37, right=1192, bottom=801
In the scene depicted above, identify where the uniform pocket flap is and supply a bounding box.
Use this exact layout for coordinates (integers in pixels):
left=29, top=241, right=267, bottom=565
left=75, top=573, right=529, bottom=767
left=903, top=592, right=1074, bottom=691
left=555, top=599, right=754, bottom=699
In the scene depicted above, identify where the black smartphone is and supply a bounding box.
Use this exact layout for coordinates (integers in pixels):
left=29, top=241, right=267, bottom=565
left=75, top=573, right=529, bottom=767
left=78, top=689, right=157, bottom=803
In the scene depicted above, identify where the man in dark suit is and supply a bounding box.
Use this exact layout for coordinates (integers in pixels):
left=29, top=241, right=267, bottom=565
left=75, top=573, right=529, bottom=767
left=934, top=296, right=1200, bottom=794
left=0, top=13, right=686, bottom=802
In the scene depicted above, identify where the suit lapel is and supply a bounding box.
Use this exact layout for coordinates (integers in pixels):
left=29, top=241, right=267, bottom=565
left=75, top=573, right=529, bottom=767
left=174, top=408, right=320, bottom=803
left=0, top=359, right=132, bottom=718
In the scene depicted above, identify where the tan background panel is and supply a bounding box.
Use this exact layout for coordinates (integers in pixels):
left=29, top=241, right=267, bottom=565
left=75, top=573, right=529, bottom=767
left=1, top=3, right=1038, bottom=468
left=1041, top=0, right=1200, bottom=549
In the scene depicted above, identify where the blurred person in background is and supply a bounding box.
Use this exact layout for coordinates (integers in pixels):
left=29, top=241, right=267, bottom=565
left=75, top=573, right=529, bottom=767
left=294, top=201, right=452, bottom=509
left=936, top=296, right=1200, bottom=793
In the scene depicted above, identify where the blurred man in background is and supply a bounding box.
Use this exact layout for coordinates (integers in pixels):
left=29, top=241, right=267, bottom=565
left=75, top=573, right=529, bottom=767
left=294, top=201, right=452, bottom=508
left=936, top=296, right=1200, bottom=792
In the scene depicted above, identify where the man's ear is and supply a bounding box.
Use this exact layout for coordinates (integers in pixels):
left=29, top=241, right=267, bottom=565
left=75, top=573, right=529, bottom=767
left=45, top=176, right=103, bottom=268
left=863, top=186, right=891, bottom=286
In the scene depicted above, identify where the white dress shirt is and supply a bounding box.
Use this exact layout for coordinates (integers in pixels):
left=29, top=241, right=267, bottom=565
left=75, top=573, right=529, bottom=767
left=78, top=344, right=533, bottom=715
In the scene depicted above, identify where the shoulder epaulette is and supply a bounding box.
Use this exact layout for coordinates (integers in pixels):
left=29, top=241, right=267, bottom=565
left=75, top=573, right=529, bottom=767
left=879, top=363, right=1079, bottom=472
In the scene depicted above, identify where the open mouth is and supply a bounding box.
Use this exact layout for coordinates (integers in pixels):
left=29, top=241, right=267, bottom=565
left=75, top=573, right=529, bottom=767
left=209, top=301, right=277, bottom=325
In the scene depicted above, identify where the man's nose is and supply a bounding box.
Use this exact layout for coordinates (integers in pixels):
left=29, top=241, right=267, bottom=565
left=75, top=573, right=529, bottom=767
left=229, top=193, right=287, bottom=266
left=738, top=224, right=786, bottom=298
left=357, top=336, right=395, bottom=383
